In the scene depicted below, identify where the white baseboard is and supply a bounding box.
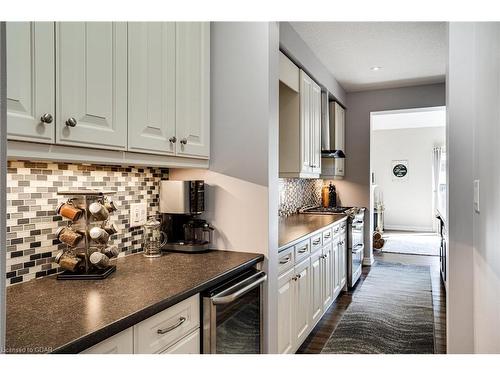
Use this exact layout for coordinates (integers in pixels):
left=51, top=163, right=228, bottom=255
left=363, top=255, right=374, bottom=266
left=384, top=224, right=434, bottom=232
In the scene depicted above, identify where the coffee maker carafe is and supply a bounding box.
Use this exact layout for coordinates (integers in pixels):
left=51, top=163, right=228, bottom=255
left=159, top=180, right=215, bottom=253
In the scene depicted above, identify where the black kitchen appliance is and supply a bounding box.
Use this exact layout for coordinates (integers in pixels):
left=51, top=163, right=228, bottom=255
left=159, top=180, right=214, bottom=253
left=202, top=268, right=267, bottom=354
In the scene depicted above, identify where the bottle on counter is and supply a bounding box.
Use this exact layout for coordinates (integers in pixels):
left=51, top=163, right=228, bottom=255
left=328, top=182, right=337, bottom=207
left=322, top=185, right=330, bottom=208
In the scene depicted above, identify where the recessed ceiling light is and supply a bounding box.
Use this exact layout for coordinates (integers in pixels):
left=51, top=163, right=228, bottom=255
left=370, top=66, right=382, bottom=71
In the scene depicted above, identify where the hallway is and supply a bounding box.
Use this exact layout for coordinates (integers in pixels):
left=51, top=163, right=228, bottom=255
left=297, top=252, right=446, bottom=354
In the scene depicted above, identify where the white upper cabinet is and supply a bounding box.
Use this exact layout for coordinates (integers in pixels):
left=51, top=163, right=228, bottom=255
left=175, top=22, right=210, bottom=159
left=6, top=22, right=55, bottom=143
left=279, top=65, right=322, bottom=179
left=56, top=22, right=128, bottom=150
left=128, top=22, right=176, bottom=155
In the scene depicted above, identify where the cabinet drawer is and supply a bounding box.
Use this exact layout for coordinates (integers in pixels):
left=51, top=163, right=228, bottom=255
left=332, top=224, right=340, bottom=237
left=161, top=329, right=200, bottom=354
left=134, top=294, right=200, bottom=354
left=279, top=246, right=295, bottom=274
left=294, top=239, right=310, bottom=263
left=339, top=220, right=347, bottom=234
left=322, top=227, right=333, bottom=244
left=310, top=233, right=322, bottom=253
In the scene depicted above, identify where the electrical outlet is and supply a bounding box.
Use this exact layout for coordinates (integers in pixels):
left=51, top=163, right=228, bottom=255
left=130, top=202, right=147, bottom=228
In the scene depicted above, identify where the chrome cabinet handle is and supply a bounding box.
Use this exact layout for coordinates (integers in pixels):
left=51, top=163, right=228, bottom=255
left=323, top=253, right=329, bottom=258
left=157, top=317, right=186, bottom=334
left=324, top=233, right=331, bottom=239
left=169, top=136, right=177, bottom=143
left=279, top=256, right=291, bottom=265
left=180, top=138, right=187, bottom=145
left=313, top=239, right=321, bottom=245
left=211, top=272, right=267, bottom=305
left=40, top=113, right=53, bottom=124
left=65, top=117, right=77, bottom=127
left=298, top=246, right=308, bottom=253
left=292, top=273, right=302, bottom=281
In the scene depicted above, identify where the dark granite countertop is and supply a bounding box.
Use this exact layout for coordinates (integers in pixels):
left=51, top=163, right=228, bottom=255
left=6, top=250, right=263, bottom=354
left=279, top=213, right=347, bottom=249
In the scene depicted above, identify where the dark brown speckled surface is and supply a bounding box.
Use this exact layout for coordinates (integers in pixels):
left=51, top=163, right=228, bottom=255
left=279, top=213, right=347, bottom=249
left=6, top=250, right=263, bottom=354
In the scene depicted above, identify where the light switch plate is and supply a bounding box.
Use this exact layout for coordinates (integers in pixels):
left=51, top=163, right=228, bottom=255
left=130, top=202, right=147, bottom=228
left=474, top=179, right=480, bottom=213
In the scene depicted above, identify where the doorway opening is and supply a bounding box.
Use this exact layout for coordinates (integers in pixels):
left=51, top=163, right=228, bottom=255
left=370, top=106, right=446, bottom=257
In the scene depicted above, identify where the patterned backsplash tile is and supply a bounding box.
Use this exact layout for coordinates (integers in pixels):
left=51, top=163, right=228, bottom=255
left=279, top=178, right=323, bottom=216
left=6, top=161, right=168, bottom=286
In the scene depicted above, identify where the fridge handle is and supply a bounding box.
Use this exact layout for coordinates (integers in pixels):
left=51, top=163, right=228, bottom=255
left=211, top=273, right=267, bottom=305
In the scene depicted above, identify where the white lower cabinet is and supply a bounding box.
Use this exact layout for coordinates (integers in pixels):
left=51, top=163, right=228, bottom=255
left=292, top=258, right=311, bottom=348
left=277, top=268, right=295, bottom=354
left=80, top=294, right=200, bottom=354
left=161, top=330, right=200, bottom=354
left=277, top=219, right=348, bottom=353
left=310, top=250, right=323, bottom=327
left=82, top=327, right=134, bottom=354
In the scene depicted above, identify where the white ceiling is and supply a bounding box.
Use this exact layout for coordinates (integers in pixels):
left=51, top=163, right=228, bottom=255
left=372, top=106, right=446, bottom=131
left=289, top=22, right=447, bottom=92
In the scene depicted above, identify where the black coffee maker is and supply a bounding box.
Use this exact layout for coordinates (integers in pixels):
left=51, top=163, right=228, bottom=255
left=159, top=180, right=214, bottom=253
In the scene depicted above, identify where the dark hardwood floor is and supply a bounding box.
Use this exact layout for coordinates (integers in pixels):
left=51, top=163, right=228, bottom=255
left=296, top=251, right=447, bottom=354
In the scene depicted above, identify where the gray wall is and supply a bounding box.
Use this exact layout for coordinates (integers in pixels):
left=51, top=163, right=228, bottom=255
left=447, top=22, right=500, bottom=354
left=0, top=21, right=6, bottom=350
left=333, top=83, right=446, bottom=263
left=279, top=22, right=346, bottom=106
left=170, top=22, right=280, bottom=353
left=446, top=22, right=474, bottom=353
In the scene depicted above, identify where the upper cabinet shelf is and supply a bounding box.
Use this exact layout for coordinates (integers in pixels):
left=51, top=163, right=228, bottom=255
left=6, top=22, right=210, bottom=163
left=279, top=52, right=322, bottom=179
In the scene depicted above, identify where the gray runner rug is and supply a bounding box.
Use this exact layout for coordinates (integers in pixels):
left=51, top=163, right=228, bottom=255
left=321, top=261, right=435, bottom=354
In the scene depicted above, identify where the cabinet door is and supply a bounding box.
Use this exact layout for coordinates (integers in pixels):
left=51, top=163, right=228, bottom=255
left=293, top=258, right=311, bottom=348
left=128, top=22, right=176, bottom=155
left=339, top=233, right=347, bottom=287
left=6, top=22, right=55, bottom=143
left=310, top=81, right=322, bottom=174
left=322, top=243, right=334, bottom=310
left=310, top=250, right=323, bottom=326
left=333, top=238, right=341, bottom=296
left=278, top=268, right=294, bottom=354
left=334, top=103, right=345, bottom=176
left=175, top=22, right=210, bottom=158
left=56, top=22, right=127, bottom=150
left=82, top=327, right=133, bottom=354
left=299, top=70, right=312, bottom=174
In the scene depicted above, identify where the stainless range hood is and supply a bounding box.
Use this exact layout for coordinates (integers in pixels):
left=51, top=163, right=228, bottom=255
left=321, top=92, right=345, bottom=158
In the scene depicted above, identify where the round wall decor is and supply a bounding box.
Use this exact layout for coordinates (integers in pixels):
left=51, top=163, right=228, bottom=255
left=392, top=163, right=408, bottom=178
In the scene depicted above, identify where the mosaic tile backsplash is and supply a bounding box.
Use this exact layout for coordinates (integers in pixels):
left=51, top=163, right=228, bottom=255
left=6, top=161, right=168, bottom=286
left=278, top=178, right=323, bottom=216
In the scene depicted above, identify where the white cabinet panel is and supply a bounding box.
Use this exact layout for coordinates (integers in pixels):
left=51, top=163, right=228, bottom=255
left=161, top=329, right=200, bottom=354
left=6, top=22, right=55, bottom=143
left=310, top=250, right=323, bottom=326
left=299, top=70, right=312, bottom=175
left=333, top=238, right=341, bottom=296
left=322, top=243, right=334, bottom=311
left=278, top=268, right=294, bottom=354
left=82, top=327, right=133, bottom=354
left=128, top=22, right=176, bottom=155
left=293, top=258, right=311, bottom=348
left=311, top=81, right=322, bottom=174
left=334, top=102, right=345, bottom=177
left=56, top=22, right=127, bottom=150
left=175, top=22, right=210, bottom=158
left=339, top=232, right=347, bottom=288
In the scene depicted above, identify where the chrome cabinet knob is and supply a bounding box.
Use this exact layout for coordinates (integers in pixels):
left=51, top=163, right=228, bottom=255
left=65, top=117, right=77, bottom=127
left=180, top=138, right=187, bottom=145
left=169, top=136, right=177, bottom=143
left=40, top=113, right=53, bottom=124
